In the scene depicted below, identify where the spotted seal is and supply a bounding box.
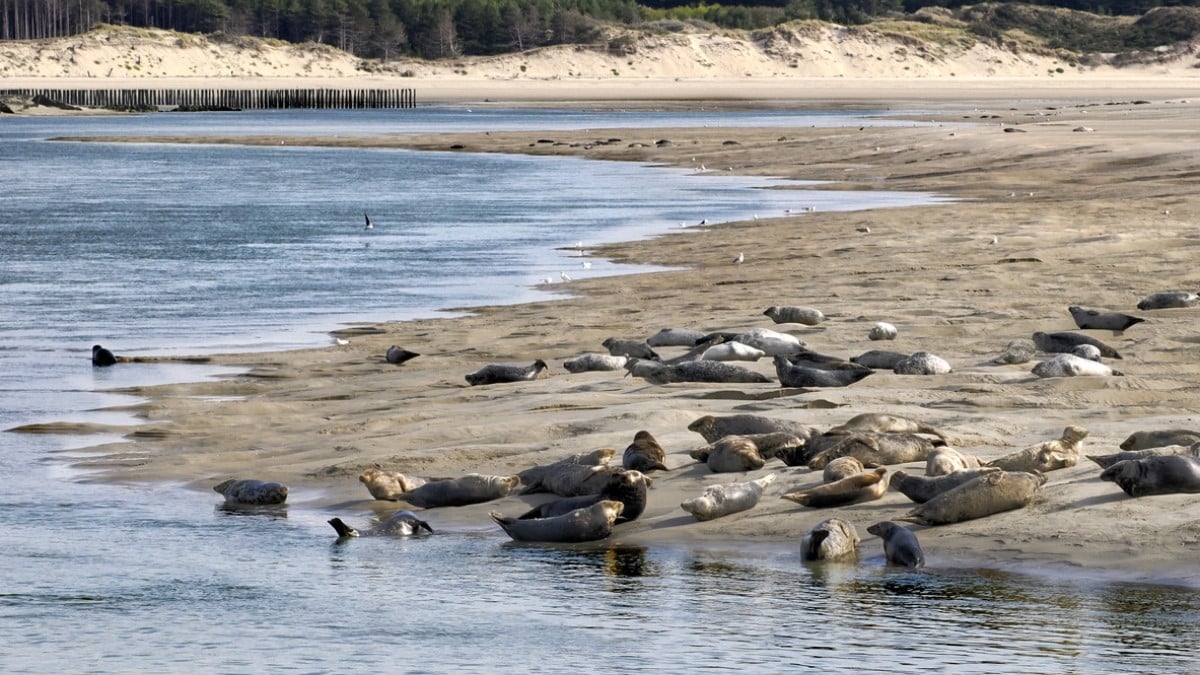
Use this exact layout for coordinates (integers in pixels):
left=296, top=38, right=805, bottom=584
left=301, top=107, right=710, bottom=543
left=763, top=305, right=825, bottom=326
left=465, top=359, right=548, bottom=386
left=823, top=456, right=867, bottom=483
left=801, top=518, right=861, bottom=561
left=491, top=500, right=624, bottom=543
left=700, top=342, right=766, bottom=362
left=732, top=328, right=805, bottom=357
left=624, top=358, right=772, bottom=385
left=1068, top=306, right=1144, bottom=333
left=385, top=345, right=420, bottom=365
left=806, top=433, right=940, bottom=470
left=827, top=413, right=948, bottom=440
left=892, top=352, right=952, bottom=375
left=602, top=337, right=660, bottom=361
left=680, top=473, right=777, bottom=521
left=1137, top=291, right=1198, bottom=311
left=213, top=478, right=288, bottom=505
left=563, top=353, right=628, bottom=373
left=901, top=470, right=1045, bottom=525
left=866, top=521, right=925, bottom=568
left=398, top=473, right=520, bottom=508
left=1031, top=353, right=1122, bottom=377
left=518, top=469, right=650, bottom=524
left=646, top=327, right=707, bottom=347
left=1100, top=455, right=1200, bottom=497
left=522, top=463, right=626, bottom=497
left=688, top=414, right=816, bottom=443
left=1032, top=331, right=1122, bottom=359
left=850, top=350, right=911, bottom=370
left=925, top=447, right=981, bottom=477
left=623, top=430, right=670, bottom=473
left=518, top=448, right=615, bottom=490
left=889, top=467, right=1001, bottom=504
left=1119, top=429, right=1200, bottom=451
left=328, top=510, right=433, bottom=538
left=868, top=322, right=898, bottom=341
left=992, top=338, right=1038, bottom=365
left=359, top=468, right=430, bottom=501
left=780, top=467, right=888, bottom=508
left=1072, top=344, right=1103, bottom=361
left=1087, top=444, right=1200, bottom=470
left=774, top=355, right=872, bottom=388
left=91, top=344, right=117, bottom=367
left=986, top=426, right=1087, bottom=474
left=690, top=435, right=765, bottom=473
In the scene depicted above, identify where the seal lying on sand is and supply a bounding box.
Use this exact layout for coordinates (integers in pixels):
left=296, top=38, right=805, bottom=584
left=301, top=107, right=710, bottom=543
left=992, top=338, right=1038, bottom=365
left=1068, top=306, right=1144, bottom=333
left=732, top=328, right=805, bottom=357
left=518, top=469, right=650, bottom=524
left=385, top=345, right=420, bottom=365
left=987, top=426, right=1087, bottom=474
left=328, top=510, right=433, bottom=538
left=827, top=413, right=947, bottom=440
left=823, top=456, right=867, bottom=483
left=889, top=467, right=1001, bottom=504
left=801, top=518, right=860, bottom=561
left=646, top=327, right=706, bottom=347
left=523, top=463, right=626, bottom=497
left=690, top=435, right=766, bottom=473
left=623, top=430, right=670, bottom=473
left=901, top=470, right=1045, bottom=525
left=1137, top=291, right=1199, bottom=311
left=492, top=500, right=624, bottom=543
left=763, top=305, right=825, bottom=326
left=1087, top=444, right=1200, bottom=470
left=850, top=350, right=911, bottom=370
left=892, top=352, right=952, bottom=375
left=774, top=355, right=872, bottom=388
left=602, top=337, right=660, bottom=361
left=868, top=322, right=898, bottom=341
left=1100, top=456, right=1200, bottom=497
left=688, top=414, right=816, bottom=443
left=465, top=359, right=548, bottom=386
left=563, top=353, right=627, bottom=373
left=925, top=447, right=981, bottom=477
left=866, top=521, right=925, bottom=568
left=1031, top=354, right=1122, bottom=377
left=359, top=468, right=431, bottom=501
left=806, top=433, right=939, bottom=470
left=1119, top=429, right=1200, bottom=451
left=399, top=473, right=520, bottom=508
left=518, top=448, right=615, bottom=489
left=625, top=358, right=771, bottom=385
left=213, top=478, right=288, bottom=505
left=780, top=467, right=888, bottom=508
left=91, top=344, right=117, bottom=367
left=701, top=342, right=766, bottom=362
left=1032, top=331, right=1122, bottom=359
left=680, top=473, right=777, bottom=521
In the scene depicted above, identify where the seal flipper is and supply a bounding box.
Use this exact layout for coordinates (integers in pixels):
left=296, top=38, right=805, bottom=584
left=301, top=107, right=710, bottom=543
left=328, top=517, right=359, bottom=538
left=804, top=528, right=831, bottom=560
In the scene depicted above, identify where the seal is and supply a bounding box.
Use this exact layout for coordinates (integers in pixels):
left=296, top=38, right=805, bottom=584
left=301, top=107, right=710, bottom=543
left=1137, top=291, right=1198, bottom=311
left=690, top=435, right=766, bottom=473
left=889, top=467, right=1001, bottom=504
left=866, top=521, right=925, bottom=568
left=1032, top=331, right=1122, bottom=359
left=680, top=473, right=777, bottom=521
left=359, top=468, right=430, bottom=501
left=823, top=456, right=867, bottom=483
left=785, top=348, right=870, bottom=371
left=563, top=353, right=627, bottom=373
left=925, top=447, right=981, bottom=477
left=1072, top=344, right=1103, bottom=361
left=518, top=469, right=650, bottom=524
left=901, top=470, right=1045, bottom=525
left=1087, top=444, right=1200, bottom=470
left=987, top=426, right=1087, bottom=474
left=774, top=355, right=873, bottom=388
left=992, top=338, right=1038, bottom=365
left=892, top=351, right=952, bottom=375
left=700, top=342, right=766, bottom=362
left=1119, top=429, right=1200, bottom=451
left=806, top=433, right=940, bottom=470
left=212, top=478, right=288, bottom=506
left=688, top=414, right=816, bottom=443
left=732, top=328, right=805, bottom=357
left=518, top=448, right=615, bottom=490
left=522, top=463, right=626, bottom=497
left=624, top=358, right=772, bottom=385
left=91, top=344, right=117, bottom=367
left=385, top=345, right=420, bottom=365
left=737, top=432, right=806, bottom=463
left=328, top=510, right=434, bottom=538
left=465, top=359, right=548, bottom=386
left=491, top=500, right=624, bottom=543
left=780, top=467, right=889, bottom=508
left=1068, top=306, right=1145, bottom=333
left=1100, top=455, right=1200, bottom=497
left=1031, top=353, right=1122, bottom=377
left=646, top=327, right=707, bottom=347
left=623, top=430, right=670, bottom=473
left=801, top=518, right=860, bottom=561
left=850, top=350, right=911, bottom=370
left=602, top=337, right=660, bottom=361
left=398, top=473, right=520, bottom=508
left=868, top=322, right=898, bottom=341
left=827, top=413, right=948, bottom=440
left=763, top=305, right=825, bottom=326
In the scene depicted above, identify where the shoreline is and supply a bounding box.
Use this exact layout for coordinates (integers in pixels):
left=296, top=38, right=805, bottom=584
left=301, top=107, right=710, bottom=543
left=38, top=83, right=1200, bottom=588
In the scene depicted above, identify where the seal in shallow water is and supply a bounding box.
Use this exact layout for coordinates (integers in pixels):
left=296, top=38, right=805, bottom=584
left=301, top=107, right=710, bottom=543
left=213, top=478, right=288, bottom=505
left=1067, top=306, right=1144, bottom=333
left=1100, top=455, right=1200, bottom=497
left=491, top=500, right=624, bottom=543
left=680, top=473, right=777, bottom=521
left=328, top=510, right=433, bottom=538
left=802, top=518, right=860, bottom=561
left=91, top=344, right=117, bottom=367
left=465, top=359, right=548, bottom=386
left=866, top=521, right=925, bottom=568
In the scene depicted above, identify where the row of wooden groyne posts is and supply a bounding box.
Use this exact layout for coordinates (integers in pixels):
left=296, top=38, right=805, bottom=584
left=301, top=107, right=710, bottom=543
left=0, top=87, right=417, bottom=110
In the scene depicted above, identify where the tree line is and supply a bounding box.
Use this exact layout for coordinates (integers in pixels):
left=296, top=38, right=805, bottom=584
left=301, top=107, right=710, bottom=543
left=1, top=0, right=1197, bottom=57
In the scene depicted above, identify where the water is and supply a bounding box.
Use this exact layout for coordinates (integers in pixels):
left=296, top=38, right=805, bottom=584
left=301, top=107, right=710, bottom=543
left=2, top=108, right=1198, bottom=672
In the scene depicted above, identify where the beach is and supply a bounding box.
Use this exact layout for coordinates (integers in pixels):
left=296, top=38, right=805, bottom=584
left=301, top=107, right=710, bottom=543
left=23, top=78, right=1197, bottom=588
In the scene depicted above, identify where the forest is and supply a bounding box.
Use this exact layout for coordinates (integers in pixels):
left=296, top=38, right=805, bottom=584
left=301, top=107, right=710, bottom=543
left=1, top=0, right=1198, bottom=59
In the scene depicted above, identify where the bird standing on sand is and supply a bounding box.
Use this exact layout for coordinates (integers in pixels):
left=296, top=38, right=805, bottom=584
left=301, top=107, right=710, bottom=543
left=561, top=271, right=572, bottom=282
left=363, top=213, right=373, bottom=230
left=733, top=253, right=744, bottom=265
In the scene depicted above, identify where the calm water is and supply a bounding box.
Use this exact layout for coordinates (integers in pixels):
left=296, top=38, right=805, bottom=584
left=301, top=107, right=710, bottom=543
left=2, top=108, right=1197, bottom=673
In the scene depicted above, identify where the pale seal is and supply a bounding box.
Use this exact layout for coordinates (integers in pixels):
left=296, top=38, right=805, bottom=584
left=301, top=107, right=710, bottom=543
left=892, top=351, right=951, bottom=375
left=802, top=518, right=860, bottom=561
left=563, top=353, right=627, bottom=373
left=866, top=521, right=925, bottom=568
left=602, top=337, right=660, bottom=361
left=623, top=430, right=670, bottom=473
left=465, top=359, right=548, bottom=386
left=1071, top=344, right=1103, bottom=361
left=901, top=470, right=1045, bottom=525
left=518, top=448, right=615, bottom=490
left=1087, top=444, right=1200, bottom=470
left=491, top=500, right=624, bottom=543
left=385, top=345, right=420, bottom=365
left=827, top=413, right=948, bottom=440
left=1100, top=455, right=1200, bottom=497
left=850, top=350, right=910, bottom=370
left=359, top=468, right=430, bottom=501
left=700, top=342, right=766, bottom=362
left=398, top=473, right=520, bottom=508
left=763, top=305, right=825, bottom=326
left=1137, top=291, right=1198, bottom=311
left=624, top=358, right=772, bottom=385
left=780, top=467, right=889, bottom=508
left=690, top=435, right=766, bottom=473
left=328, top=510, right=433, bottom=538
left=680, top=473, right=777, bottom=521
left=925, top=447, right=981, bottom=477
left=1031, top=353, right=1122, bottom=377
left=774, top=355, right=873, bottom=388
left=806, top=433, right=940, bottom=470
left=1120, top=429, right=1200, bottom=452
left=732, top=328, right=805, bottom=357
left=987, top=426, right=1087, bottom=474
left=1032, top=331, right=1122, bottom=359
left=823, top=456, right=867, bottom=483
left=992, top=338, right=1038, bottom=365
left=889, top=467, right=1001, bottom=504
left=519, top=469, right=650, bottom=523
left=91, top=344, right=117, bottom=367
left=213, top=478, right=288, bottom=505
left=646, top=327, right=707, bottom=347
left=688, top=414, right=816, bottom=443
left=868, top=322, right=898, bottom=341
left=1068, top=306, right=1144, bottom=333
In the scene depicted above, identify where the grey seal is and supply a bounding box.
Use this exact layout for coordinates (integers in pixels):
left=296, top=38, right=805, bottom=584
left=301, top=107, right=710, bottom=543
left=518, top=448, right=615, bottom=490
left=623, top=430, right=670, bottom=473
left=823, top=456, right=867, bottom=483
left=213, top=478, right=288, bottom=506
left=732, top=328, right=805, bottom=357
left=987, top=426, right=1088, bottom=474
left=688, top=414, right=816, bottom=444
left=806, top=432, right=940, bottom=470
left=1137, top=291, right=1198, bottom=311
left=827, top=413, right=948, bottom=440
left=518, top=469, right=650, bottom=524
left=1031, top=331, right=1122, bottom=359
left=925, top=447, right=981, bottom=477
left=646, top=327, right=707, bottom=347
left=850, top=350, right=911, bottom=370
left=866, top=521, right=925, bottom=568
left=774, top=355, right=872, bottom=388
left=901, top=471, right=1045, bottom=526
left=491, top=500, right=624, bottom=543
left=1100, top=455, right=1200, bottom=497
left=1068, top=306, right=1144, bottom=333
left=465, top=359, right=548, bottom=386
left=802, top=518, right=860, bottom=561
left=680, top=473, right=777, bottom=521
left=780, top=467, right=889, bottom=508
left=91, top=344, right=117, bottom=367
left=1072, top=344, right=1103, bottom=361
left=992, top=338, right=1038, bottom=365
left=1119, top=429, right=1200, bottom=451
left=563, top=353, right=627, bottom=373
left=399, top=473, right=520, bottom=508
left=385, top=345, right=420, bottom=365
left=690, top=435, right=765, bottom=473
left=624, top=358, right=772, bottom=385
left=785, top=347, right=868, bottom=371
left=889, top=467, right=1002, bottom=504
left=328, top=510, right=433, bottom=538
left=763, top=305, right=825, bottom=326
left=892, top=351, right=951, bottom=375
left=1031, top=353, right=1122, bottom=377
left=602, top=337, right=660, bottom=361
left=522, top=463, right=626, bottom=497
left=1087, top=444, right=1200, bottom=470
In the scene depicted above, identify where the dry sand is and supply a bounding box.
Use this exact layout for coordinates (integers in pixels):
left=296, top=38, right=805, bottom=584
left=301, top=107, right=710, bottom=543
left=16, top=75, right=1200, bottom=586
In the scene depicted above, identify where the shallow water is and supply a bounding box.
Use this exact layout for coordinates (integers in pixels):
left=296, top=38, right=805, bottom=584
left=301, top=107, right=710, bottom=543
left=2, top=108, right=1197, bottom=672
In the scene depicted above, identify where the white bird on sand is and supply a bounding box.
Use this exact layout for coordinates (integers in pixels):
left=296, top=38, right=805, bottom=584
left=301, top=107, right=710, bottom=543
left=581, top=261, right=592, bottom=269
left=363, top=213, right=373, bottom=230
left=989, top=235, right=999, bottom=245
left=733, top=252, right=744, bottom=265
left=857, top=226, right=871, bottom=234
left=561, top=271, right=572, bottom=282
left=699, top=219, right=708, bottom=226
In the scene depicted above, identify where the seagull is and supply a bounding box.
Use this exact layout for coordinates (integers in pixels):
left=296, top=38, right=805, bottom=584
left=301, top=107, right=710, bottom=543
left=699, top=219, right=707, bottom=226
left=560, top=271, right=572, bottom=282
left=581, top=261, right=592, bottom=269
left=732, top=252, right=744, bottom=265
left=989, top=236, right=999, bottom=245
left=363, top=213, right=373, bottom=230
left=857, top=226, right=871, bottom=234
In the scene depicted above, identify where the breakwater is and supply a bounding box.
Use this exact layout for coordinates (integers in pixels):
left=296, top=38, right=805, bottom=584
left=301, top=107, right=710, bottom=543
left=0, top=87, right=416, bottom=109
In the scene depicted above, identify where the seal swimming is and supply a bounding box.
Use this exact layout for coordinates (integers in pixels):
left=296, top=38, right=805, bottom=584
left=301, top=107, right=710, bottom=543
left=491, top=500, right=624, bottom=543
left=680, top=473, right=777, bottom=521
left=385, top=345, right=420, bottom=365
left=623, top=430, right=670, bottom=473
left=774, top=355, right=872, bottom=388
left=91, top=344, right=117, bottom=367
left=518, top=469, right=650, bottom=524
left=801, top=518, right=860, bottom=561
left=212, top=478, right=288, bottom=506
left=465, top=359, right=548, bottom=386
left=1068, top=306, right=1144, bottom=333
left=763, top=305, right=825, bottom=326
left=1100, top=455, right=1200, bottom=497
left=1137, top=291, right=1198, bottom=311
left=328, top=510, right=433, bottom=538
left=866, top=521, right=925, bottom=568
left=780, top=467, right=889, bottom=508
left=1032, top=331, right=1122, bottom=359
